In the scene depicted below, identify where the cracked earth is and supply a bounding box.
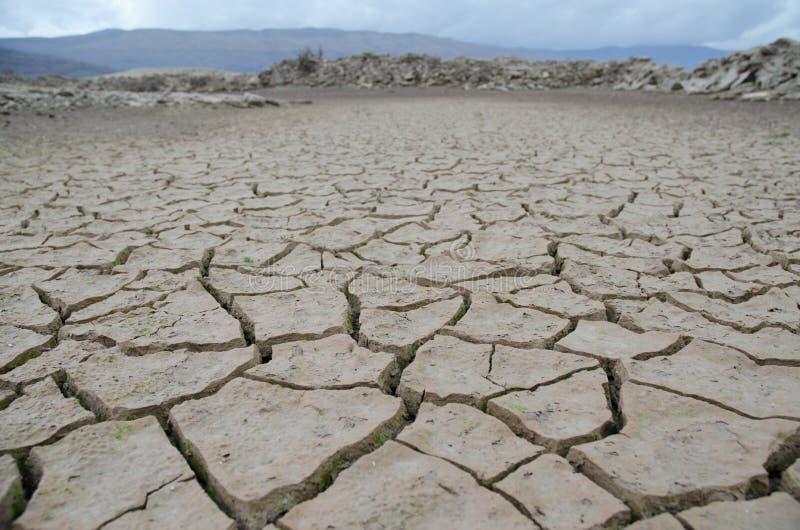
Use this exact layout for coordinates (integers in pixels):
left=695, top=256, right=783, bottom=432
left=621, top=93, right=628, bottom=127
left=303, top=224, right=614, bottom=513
left=1, top=89, right=800, bottom=529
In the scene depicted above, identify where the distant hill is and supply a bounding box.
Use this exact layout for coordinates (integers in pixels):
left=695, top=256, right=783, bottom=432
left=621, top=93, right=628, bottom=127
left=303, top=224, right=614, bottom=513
left=0, top=28, right=728, bottom=77
left=0, top=47, right=113, bottom=77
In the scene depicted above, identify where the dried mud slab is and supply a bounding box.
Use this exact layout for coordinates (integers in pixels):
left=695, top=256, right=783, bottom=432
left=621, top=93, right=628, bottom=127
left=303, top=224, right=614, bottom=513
left=245, top=334, right=396, bottom=391
left=717, top=327, right=800, bottom=365
left=0, top=454, right=24, bottom=527
left=559, top=261, right=642, bottom=300
left=14, top=417, right=207, bottom=530
left=676, top=492, right=800, bottom=529
left=498, top=281, right=607, bottom=321
left=619, top=340, right=800, bottom=419
left=232, top=287, right=349, bottom=349
left=65, top=288, right=167, bottom=324
left=60, top=281, right=245, bottom=354
left=676, top=244, right=774, bottom=272
left=32, top=268, right=137, bottom=317
left=102, top=478, right=236, bottom=530
left=349, top=271, right=458, bottom=309
left=204, top=268, right=303, bottom=305
left=567, top=382, right=800, bottom=516
left=487, top=345, right=598, bottom=390
left=783, top=459, right=800, bottom=500
left=495, top=454, right=630, bottom=530
left=65, top=345, right=259, bottom=420
left=0, top=340, right=106, bottom=390
left=169, top=378, right=405, bottom=528
left=396, top=335, right=500, bottom=413
left=279, top=441, right=536, bottom=530
left=488, top=369, right=615, bottom=454
left=0, top=325, right=53, bottom=373
left=397, top=402, right=544, bottom=483
left=0, top=377, right=94, bottom=455
left=555, top=320, right=683, bottom=361
left=0, top=284, right=60, bottom=334
left=624, top=513, right=685, bottom=530
left=441, top=293, right=569, bottom=348
left=359, top=297, right=463, bottom=360
left=398, top=335, right=598, bottom=414
left=666, top=288, right=800, bottom=332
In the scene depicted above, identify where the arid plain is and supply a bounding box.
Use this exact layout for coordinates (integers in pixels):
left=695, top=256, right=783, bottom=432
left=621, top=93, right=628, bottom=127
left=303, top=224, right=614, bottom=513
left=1, top=89, right=800, bottom=529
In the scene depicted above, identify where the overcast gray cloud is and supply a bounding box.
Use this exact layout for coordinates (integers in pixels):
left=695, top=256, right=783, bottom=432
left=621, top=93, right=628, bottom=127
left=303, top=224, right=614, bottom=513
left=0, top=0, right=797, bottom=49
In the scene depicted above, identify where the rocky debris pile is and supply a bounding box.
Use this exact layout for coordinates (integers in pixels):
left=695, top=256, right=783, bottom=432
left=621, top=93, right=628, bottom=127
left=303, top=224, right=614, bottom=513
left=79, top=67, right=260, bottom=93
left=0, top=81, right=277, bottom=112
left=259, top=52, right=687, bottom=92
left=258, top=38, right=800, bottom=100
left=681, top=38, right=800, bottom=99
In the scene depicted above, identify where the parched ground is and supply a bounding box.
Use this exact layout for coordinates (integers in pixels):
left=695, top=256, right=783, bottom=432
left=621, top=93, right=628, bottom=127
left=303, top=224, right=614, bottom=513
left=2, top=89, right=800, bottom=529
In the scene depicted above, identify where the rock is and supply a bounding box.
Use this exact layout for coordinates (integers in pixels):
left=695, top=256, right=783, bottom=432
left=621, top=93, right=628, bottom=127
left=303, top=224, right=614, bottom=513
left=555, top=320, right=683, bottom=361
left=245, top=334, right=396, bottom=391
left=567, top=382, right=799, bottom=516
left=0, top=455, right=24, bottom=527
left=397, top=402, right=543, bottom=482
left=0, top=340, right=106, bottom=390
left=169, top=378, right=405, bottom=528
left=232, top=287, right=349, bottom=350
left=619, top=340, right=800, bottom=419
left=676, top=492, right=800, bottom=529
left=103, top=479, right=236, bottom=530
left=495, top=454, right=630, bottom=530
left=61, top=281, right=245, bottom=354
left=15, top=417, right=197, bottom=530
left=441, top=293, right=569, bottom=349
left=279, top=441, right=535, bottom=530
left=359, top=297, right=463, bottom=360
left=498, top=281, right=607, bottom=321
left=488, top=369, right=615, bottom=454
left=65, top=345, right=258, bottom=420
left=0, top=325, right=53, bottom=372
left=0, top=377, right=94, bottom=455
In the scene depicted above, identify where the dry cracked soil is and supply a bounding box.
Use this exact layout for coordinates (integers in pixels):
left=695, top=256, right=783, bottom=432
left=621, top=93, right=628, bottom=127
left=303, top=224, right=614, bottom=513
left=1, top=87, right=800, bottom=529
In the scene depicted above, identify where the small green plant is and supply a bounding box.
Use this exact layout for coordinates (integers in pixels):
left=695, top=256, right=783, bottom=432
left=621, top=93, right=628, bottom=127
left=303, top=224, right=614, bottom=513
left=768, top=131, right=790, bottom=140
left=241, top=255, right=253, bottom=263
left=372, top=431, right=385, bottom=447
left=112, top=424, right=133, bottom=440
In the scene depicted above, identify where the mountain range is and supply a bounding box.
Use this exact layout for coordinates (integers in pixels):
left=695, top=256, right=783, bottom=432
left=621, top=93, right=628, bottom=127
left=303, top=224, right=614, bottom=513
left=0, top=28, right=728, bottom=78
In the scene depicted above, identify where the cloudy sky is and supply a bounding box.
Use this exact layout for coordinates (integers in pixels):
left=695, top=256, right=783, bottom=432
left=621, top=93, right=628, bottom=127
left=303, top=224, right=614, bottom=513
left=0, top=0, right=797, bottom=49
